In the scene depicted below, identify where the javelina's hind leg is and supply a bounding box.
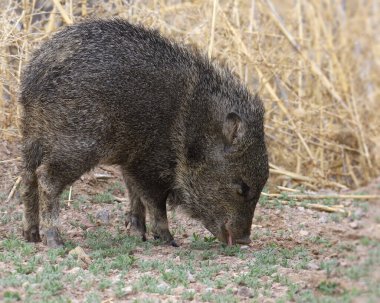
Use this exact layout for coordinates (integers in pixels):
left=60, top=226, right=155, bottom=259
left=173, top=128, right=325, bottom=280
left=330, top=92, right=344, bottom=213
left=36, top=164, right=66, bottom=248
left=21, top=170, right=41, bottom=242
left=125, top=183, right=147, bottom=241
left=37, top=160, right=88, bottom=248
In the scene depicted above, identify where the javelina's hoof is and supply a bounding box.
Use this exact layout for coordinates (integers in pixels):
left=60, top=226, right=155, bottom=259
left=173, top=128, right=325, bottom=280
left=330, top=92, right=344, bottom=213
left=125, top=214, right=146, bottom=242
left=153, top=231, right=178, bottom=247
left=23, top=226, right=42, bottom=242
left=42, top=228, right=64, bottom=248
left=170, top=240, right=179, bottom=247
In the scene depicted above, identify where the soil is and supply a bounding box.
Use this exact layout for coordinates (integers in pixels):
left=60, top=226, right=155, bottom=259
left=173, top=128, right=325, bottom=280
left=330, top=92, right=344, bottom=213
left=0, top=140, right=379, bottom=302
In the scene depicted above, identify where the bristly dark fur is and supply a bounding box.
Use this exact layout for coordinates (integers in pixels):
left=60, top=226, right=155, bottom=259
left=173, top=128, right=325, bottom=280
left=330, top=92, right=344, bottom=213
left=19, top=19, right=268, bottom=247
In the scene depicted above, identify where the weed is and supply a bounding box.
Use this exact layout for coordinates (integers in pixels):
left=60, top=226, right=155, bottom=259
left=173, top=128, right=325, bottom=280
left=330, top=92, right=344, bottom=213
left=4, top=291, right=21, bottom=302
left=317, top=280, right=340, bottom=295
left=190, top=233, right=217, bottom=250
left=220, top=245, right=245, bottom=258
left=133, top=275, right=170, bottom=295
left=93, top=192, right=114, bottom=204
left=328, top=213, right=343, bottom=223
left=109, top=181, right=125, bottom=194
left=182, top=290, right=195, bottom=300
left=320, top=259, right=339, bottom=278
left=85, top=292, right=101, bottom=303
left=309, top=236, right=332, bottom=247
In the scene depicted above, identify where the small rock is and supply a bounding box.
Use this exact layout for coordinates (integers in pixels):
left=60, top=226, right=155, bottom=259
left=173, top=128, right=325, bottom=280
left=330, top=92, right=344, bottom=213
left=96, top=209, right=110, bottom=225
left=343, top=200, right=352, bottom=207
left=205, top=287, right=213, bottom=293
left=187, top=272, right=195, bottom=283
left=297, top=206, right=305, bottom=212
left=349, top=221, right=361, bottom=229
left=237, top=286, right=253, bottom=298
left=340, top=260, right=348, bottom=267
left=299, top=230, right=309, bottom=237
left=307, top=261, right=320, bottom=270
left=240, top=245, right=249, bottom=250
left=318, top=215, right=328, bottom=224
left=157, top=282, right=169, bottom=290
left=354, top=208, right=365, bottom=219
left=123, top=285, right=133, bottom=295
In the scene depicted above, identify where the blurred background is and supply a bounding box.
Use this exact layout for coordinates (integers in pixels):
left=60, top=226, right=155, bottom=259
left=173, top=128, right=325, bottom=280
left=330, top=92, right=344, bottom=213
left=1, top=0, right=379, bottom=190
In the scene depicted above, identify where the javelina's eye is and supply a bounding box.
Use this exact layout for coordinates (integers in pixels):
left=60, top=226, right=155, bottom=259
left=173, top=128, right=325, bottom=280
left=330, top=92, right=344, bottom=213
left=237, top=181, right=250, bottom=197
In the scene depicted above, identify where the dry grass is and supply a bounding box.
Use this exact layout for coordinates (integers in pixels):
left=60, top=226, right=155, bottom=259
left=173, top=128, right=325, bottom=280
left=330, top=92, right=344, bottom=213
left=0, top=0, right=379, bottom=189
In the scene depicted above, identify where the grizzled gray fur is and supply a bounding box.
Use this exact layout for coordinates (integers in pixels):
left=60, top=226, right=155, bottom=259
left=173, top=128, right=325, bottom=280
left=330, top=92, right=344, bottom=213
left=19, top=19, right=268, bottom=247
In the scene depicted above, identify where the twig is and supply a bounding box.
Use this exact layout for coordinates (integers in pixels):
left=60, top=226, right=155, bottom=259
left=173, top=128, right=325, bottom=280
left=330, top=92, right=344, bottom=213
left=262, top=192, right=380, bottom=200
left=269, top=163, right=348, bottom=189
left=5, top=176, right=22, bottom=203
left=208, top=0, right=218, bottom=58
left=52, top=0, right=73, bottom=25
left=276, top=186, right=301, bottom=193
left=219, top=11, right=315, bottom=162
left=274, top=199, right=346, bottom=213
left=262, top=0, right=349, bottom=111
left=0, top=157, right=21, bottom=163
left=113, top=196, right=127, bottom=203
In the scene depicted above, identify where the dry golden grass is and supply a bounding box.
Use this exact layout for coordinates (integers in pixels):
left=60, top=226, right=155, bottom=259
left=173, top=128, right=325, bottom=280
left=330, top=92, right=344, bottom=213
left=0, top=0, right=379, bottom=189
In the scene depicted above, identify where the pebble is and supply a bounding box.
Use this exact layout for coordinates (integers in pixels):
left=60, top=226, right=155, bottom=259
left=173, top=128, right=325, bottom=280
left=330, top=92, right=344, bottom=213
left=157, top=282, right=169, bottom=290
left=307, top=261, right=320, bottom=270
left=66, top=267, right=81, bottom=275
left=349, top=221, right=361, bottom=229
left=354, top=208, right=365, bottom=219
left=237, top=286, right=254, bottom=298
left=299, top=230, right=309, bottom=237
left=318, top=215, right=328, bottom=224
left=123, top=286, right=133, bottom=295
left=187, top=272, right=195, bottom=283
left=96, top=209, right=110, bottom=225
left=343, top=200, right=352, bottom=207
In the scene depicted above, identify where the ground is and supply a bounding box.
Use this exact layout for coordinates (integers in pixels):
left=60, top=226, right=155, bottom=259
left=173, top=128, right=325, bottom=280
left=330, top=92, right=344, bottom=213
left=0, top=140, right=379, bottom=303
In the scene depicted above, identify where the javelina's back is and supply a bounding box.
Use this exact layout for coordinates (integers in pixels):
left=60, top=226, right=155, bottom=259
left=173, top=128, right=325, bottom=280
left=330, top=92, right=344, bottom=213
left=21, top=20, right=198, bottom=166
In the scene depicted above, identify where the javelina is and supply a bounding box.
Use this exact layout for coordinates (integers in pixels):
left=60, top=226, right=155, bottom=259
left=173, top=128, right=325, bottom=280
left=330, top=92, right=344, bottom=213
left=19, top=19, right=269, bottom=248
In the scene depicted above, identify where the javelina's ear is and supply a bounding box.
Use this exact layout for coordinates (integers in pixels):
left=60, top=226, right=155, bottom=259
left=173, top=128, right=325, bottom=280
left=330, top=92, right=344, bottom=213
left=223, top=112, right=246, bottom=147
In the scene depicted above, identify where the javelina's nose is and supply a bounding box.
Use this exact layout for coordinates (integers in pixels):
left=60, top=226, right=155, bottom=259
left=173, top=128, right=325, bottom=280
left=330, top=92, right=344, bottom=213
left=235, top=235, right=251, bottom=244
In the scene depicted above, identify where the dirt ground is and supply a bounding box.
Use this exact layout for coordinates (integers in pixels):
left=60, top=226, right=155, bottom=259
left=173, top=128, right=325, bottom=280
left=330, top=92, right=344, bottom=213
left=0, top=140, right=379, bottom=303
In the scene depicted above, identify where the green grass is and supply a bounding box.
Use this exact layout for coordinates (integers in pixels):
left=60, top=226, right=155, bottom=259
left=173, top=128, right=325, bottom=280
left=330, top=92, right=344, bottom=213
left=1, top=187, right=379, bottom=303
left=93, top=192, right=115, bottom=204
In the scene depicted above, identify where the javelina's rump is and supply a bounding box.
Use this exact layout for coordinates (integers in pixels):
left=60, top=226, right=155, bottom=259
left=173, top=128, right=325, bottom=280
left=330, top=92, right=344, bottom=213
left=19, top=19, right=268, bottom=247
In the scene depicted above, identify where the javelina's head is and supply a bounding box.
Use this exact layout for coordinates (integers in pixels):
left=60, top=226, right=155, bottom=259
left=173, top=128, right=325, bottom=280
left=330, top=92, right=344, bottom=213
left=176, top=83, right=268, bottom=245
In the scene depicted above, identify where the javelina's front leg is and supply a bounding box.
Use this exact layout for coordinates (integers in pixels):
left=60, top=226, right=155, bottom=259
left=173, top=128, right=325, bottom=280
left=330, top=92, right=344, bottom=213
left=147, top=196, right=178, bottom=247
left=125, top=183, right=147, bottom=241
